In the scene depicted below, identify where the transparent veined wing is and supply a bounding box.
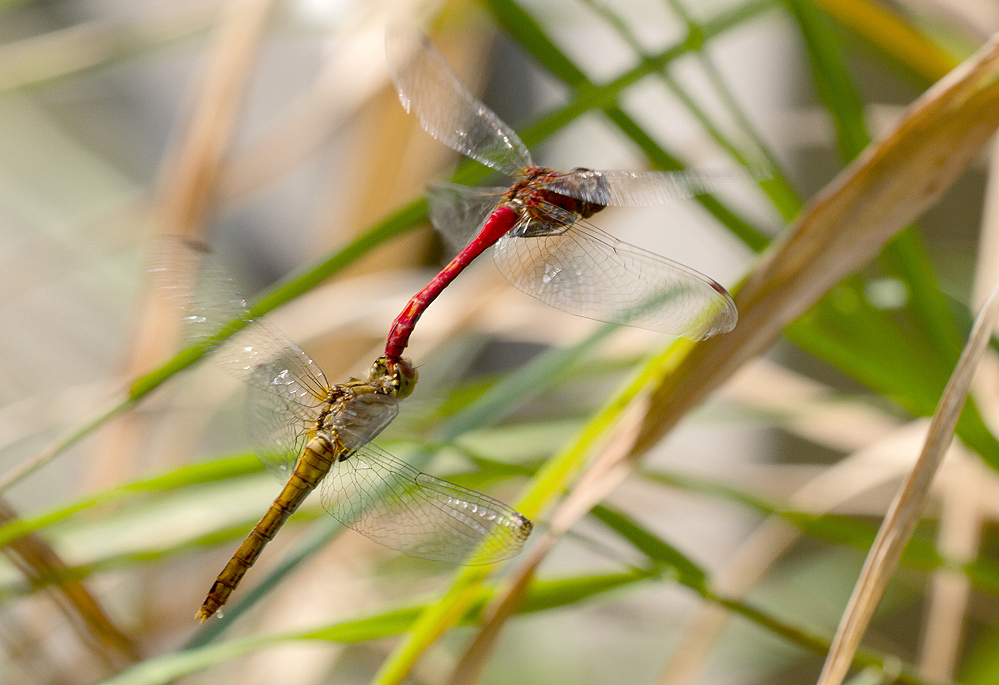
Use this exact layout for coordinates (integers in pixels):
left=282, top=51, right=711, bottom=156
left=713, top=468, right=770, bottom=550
left=151, top=236, right=251, bottom=348
left=386, top=27, right=533, bottom=177
left=320, top=438, right=532, bottom=564
left=153, top=236, right=334, bottom=474
left=537, top=168, right=753, bottom=207
left=329, top=392, right=400, bottom=451
left=247, top=387, right=399, bottom=479
left=152, top=236, right=329, bottom=395
left=493, top=206, right=738, bottom=340
left=426, top=182, right=507, bottom=255
left=244, top=372, right=315, bottom=477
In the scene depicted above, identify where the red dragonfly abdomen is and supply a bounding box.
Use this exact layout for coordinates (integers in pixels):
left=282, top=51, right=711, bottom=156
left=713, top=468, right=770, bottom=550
left=196, top=435, right=339, bottom=622
left=384, top=203, right=520, bottom=360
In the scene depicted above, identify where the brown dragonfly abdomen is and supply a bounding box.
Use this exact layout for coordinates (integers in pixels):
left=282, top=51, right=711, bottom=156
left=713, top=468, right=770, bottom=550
left=196, top=434, right=339, bottom=623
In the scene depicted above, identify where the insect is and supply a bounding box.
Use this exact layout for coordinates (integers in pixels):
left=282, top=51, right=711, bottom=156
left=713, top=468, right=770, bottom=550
left=383, top=28, right=739, bottom=361
left=153, top=239, right=532, bottom=622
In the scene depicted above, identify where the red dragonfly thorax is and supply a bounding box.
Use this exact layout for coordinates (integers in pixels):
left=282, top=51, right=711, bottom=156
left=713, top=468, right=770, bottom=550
left=509, top=167, right=610, bottom=223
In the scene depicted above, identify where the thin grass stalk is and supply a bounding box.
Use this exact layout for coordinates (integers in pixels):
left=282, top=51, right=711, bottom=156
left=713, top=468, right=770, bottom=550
left=817, top=287, right=999, bottom=685
left=919, top=452, right=987, bottom=679
left=0, top=1, right=218, bottom=93
left=580, top=0, right=801, bottom=221
left=915, top=106, right=999, bottom=681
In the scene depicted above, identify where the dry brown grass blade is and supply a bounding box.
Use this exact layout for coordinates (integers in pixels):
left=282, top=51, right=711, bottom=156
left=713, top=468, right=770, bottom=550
left=658, top=362, right=908, bottom=685
left=816, top=286, right=999, bottom=685
left=631, top=32, right=999, bottom=458
left=85, top=0, right=281, bottom=490
left=154, top=0, right=280, bottom=239
left=919, top=451, right=988, bottom=680
left=0, top=0, right=220, bottom=93
left=0, top=498, right=139, bottom=671
left=915, top=120, right=999, bottom=683
left=219, top=1, right=448, bottom=204
left=444, top=405, right=647, bottom=685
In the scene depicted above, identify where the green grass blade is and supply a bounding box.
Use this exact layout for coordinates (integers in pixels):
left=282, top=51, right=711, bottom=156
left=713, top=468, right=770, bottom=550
left=0, top=455, right=260, bottom=549
left=590, top=505, right=708, bottom=588
left=592, top=498, right=943, bottom=685
left=487, top=0, right=774, bottom=250
left=785, top=0, right=869, bottom=157
left=787, top=0, right=963, bottom=358
left=372, top=336, right=697, bottom=684
left=100, top=571, right=648, bottom=685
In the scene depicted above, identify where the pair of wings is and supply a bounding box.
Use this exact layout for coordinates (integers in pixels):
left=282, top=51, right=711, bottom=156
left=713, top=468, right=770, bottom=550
left=387, top=28, right=739, bottom=340
left=386, top=28, right=740, bottom=203
left=155, top=238, right=530, bottom=564
left=427, top=183, right=738, bottom=341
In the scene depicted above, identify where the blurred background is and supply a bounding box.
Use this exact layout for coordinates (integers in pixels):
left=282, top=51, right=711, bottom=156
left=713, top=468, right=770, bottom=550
left=1, top=1, right=998, bottom=684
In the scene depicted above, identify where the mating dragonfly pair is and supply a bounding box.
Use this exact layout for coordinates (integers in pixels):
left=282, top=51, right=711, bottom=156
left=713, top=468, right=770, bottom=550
left=184, top=28, right=740, bottom=621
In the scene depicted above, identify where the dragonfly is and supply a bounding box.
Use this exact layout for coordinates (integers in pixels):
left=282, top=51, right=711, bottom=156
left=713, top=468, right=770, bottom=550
left=153, top=239, right=533, bottom=622
left=383, top=29, right=741, bottom=362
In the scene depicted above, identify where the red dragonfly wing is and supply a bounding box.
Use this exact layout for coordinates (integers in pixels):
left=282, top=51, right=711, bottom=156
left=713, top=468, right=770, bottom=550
left=536, top=168, right=753, bottom=207
left=493, top=206, right=738, bottom=340
left=426, top=182, right=507, bottom=255
left=320, top=438, right=532, bottom=564
left=386, top=28, right=533, bottom=176
left=153, top=237, right=331, bottom=476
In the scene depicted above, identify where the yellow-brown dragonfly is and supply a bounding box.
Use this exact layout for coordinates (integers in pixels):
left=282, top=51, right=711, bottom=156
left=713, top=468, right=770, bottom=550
left=154, top=239, right=533, bottom=622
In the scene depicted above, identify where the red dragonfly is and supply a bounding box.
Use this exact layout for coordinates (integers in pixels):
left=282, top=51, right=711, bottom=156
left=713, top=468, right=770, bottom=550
left=383, top=29, right=741, bottom=361
left=155, top=239, right=532, bottom=621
